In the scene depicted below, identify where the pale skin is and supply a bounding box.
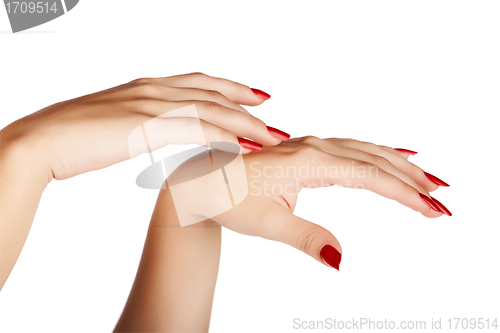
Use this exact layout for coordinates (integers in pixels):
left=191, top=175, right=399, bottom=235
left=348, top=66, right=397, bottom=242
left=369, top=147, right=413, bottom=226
left=0, top=72, right=281, bottom=291
left=115, top=138, right=446, bottom=331
left=164, top=135, right=444, bottom=262
left=0, top=72, right=450, bottom=332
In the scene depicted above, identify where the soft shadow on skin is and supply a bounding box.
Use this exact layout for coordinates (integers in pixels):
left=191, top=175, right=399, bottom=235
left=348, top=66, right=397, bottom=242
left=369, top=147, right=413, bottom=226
left=0, top=30, right=56, bottom=34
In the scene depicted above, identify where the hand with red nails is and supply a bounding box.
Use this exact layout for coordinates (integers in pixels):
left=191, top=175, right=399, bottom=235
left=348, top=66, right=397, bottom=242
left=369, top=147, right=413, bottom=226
left=165, top=136, right=451, bottom=271
left=114, top=136, right=452, bottom=331
left=0, top=72, right=284, bottom=290
left=1, top=72, right=282, bottom=181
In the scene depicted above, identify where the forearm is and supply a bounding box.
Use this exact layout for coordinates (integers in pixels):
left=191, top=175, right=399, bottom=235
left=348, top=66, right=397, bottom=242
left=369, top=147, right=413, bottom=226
left=0, top=130, right=52, bottom=290
left=114, top=185, right=222, bottom=333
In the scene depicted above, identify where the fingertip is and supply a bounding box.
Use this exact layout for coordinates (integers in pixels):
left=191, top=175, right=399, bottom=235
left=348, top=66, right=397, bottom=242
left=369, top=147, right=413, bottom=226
left=418, top=193, right=447, bottom=218
left=419, top=193, right=440, bottom=212
left=424, top=172, right=450, bottom=187
left=421, top=209, right=444, bottom=218
left=418, top=172, right=440, bottom=192
left=240, top=148, right=253, bottom=154
left=396, top=152, right=411, bottom=159
left=267, top=126, right=291, bottom=141
left=235, top=87, right=270, bottom=106
left=425, top=182, right=440, bottom=193
left=394, top=148, right=418, bottom=155
left=251, top=88, right=271, bottom=100
left=230, top=87, right=269, bottom=106
left=430, top=196, right=452, bottom=216
left=320, top=244, right=342, bottom=270
left=238, top=137, right=262, bottom=151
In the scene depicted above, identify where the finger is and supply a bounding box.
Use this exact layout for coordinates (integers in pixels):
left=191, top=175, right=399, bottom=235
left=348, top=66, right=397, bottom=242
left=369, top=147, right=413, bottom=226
left=326, top=138, right=439, bottom=193
left=123, top=83, right=250, bottom=114
left=131, top=73, right=269, bottom=106
left=130, top=99, right=282, bottom=146
left=325, top=138, right=414, bottom=159
left=129, top=116, right=253, bottom=155
left=328, top=155, right=443, bottom=218
left=380, top=146, right=411, bottom=159
left=295, top=137, right=431, bottom=195
left=292, top=148, right=443, bottom=218
left=256, top=202, right=343, bottom=269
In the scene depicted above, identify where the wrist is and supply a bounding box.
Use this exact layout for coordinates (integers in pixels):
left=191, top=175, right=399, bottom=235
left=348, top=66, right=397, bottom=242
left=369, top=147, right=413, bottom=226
left=1, top=122, right=54, bottom=185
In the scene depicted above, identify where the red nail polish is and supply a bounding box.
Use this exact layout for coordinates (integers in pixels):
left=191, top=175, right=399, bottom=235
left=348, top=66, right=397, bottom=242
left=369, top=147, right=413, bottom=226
left=251, top=88, right=271, bottom=100
left=430, top=196, right=452, bottom=216
left=320, top=245, right=342, bottom=270
left=424, top=172, right=450, bottom=187
left=267, top=126, right=290, bottom=141
left=419, top=193, right=440, bottom=212
left=394, top=148, right=418, bottom=155
left=238, top=137, right=262, bottom=151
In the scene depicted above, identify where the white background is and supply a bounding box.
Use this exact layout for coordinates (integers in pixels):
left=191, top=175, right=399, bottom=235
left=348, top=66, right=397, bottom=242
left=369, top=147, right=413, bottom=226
left=1, top=1, right=499, bottom=332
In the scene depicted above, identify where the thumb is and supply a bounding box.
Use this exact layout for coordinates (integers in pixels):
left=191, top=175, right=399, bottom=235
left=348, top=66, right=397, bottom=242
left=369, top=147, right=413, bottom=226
left=259, top=204, right=343, bottom=270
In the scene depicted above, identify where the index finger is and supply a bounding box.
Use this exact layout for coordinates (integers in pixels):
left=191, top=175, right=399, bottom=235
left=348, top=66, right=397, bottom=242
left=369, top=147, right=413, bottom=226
left=134, top=73, right=270, bottom=106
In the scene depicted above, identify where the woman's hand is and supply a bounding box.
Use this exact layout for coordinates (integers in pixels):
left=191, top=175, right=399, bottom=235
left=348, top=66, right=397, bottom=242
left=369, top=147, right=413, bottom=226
left=0, top=72, right=287, bottom=290
left=1, top=72, right=287, bottom=180
left=165, top=136, right=451, bottom=270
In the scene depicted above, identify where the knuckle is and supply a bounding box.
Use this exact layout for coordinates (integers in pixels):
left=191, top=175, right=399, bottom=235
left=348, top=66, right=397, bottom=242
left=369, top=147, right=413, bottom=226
left=295, top=227, right=323, bottom=255
left=301, top=135, right=321, bottom=144
left=203, top=100, right=224, bottom=116
left=130, top=77, right=151, bottom=85
left=294, top=144, right=322, bottom=157
left=189, top=72, right=209, bottom=79
left=207, top=89, right=225, bottom=102
left=132, top=82, right=160, bottom=97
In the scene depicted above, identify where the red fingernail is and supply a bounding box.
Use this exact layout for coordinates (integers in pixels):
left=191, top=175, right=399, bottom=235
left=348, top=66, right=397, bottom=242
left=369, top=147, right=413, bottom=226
left=424, top=172, right=450, bottom=187
left=394, top=148, right=418, bottom=155
left=320, top=245, right=342, bottom=270
left=238, top=137, right=262, bottom=151
left=430, top=196, right=452, bottom=216
left=267, top=126, right=290, bottom=141
left=251, top=88, right=271, bottom=100
left=419, top=193, right=440, bottom=212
